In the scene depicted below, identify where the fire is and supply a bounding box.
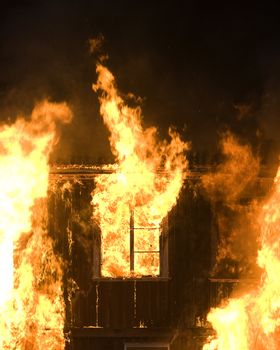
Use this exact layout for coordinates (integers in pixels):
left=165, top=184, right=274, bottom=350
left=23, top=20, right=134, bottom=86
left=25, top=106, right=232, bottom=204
left=0, top=101, right=72, bottom=349
left=202, top=133, right=259, bottom=202
left=203, top=166, right=280, bottom=350
left=201, top=133, right=260, bottom=276
left=92, top=64, right=188, bottom=277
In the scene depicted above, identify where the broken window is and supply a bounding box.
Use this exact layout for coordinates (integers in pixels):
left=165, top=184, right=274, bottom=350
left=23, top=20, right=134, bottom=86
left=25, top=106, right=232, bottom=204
left=92, top=208, right=169, bottom=279
left=129, top=210, right=168, bottom=277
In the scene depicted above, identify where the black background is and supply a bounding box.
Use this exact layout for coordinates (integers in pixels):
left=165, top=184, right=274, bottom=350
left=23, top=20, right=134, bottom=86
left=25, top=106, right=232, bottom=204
left=1, top=1, right=280, bottom=164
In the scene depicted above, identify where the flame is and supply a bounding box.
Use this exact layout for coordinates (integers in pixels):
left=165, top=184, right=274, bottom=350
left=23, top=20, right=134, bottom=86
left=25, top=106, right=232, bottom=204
left=203, top=166, right=280, bottom=350
left=92, top=64, right=188, bottom=277
left=0, top=100, right=72, bottom=349
left=201, top=133, right=259, bottom=203
left=202, top=133, right=260, bottom=276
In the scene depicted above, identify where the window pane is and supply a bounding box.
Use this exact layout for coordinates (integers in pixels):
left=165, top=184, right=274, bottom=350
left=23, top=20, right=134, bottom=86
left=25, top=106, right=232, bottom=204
left=134, top=207, right=162, bottom=229
left=101, top=204, right=131, bottom=277
left=134, top=228, right=160, bottom=252
left=134, top=252, right=160, bottom=276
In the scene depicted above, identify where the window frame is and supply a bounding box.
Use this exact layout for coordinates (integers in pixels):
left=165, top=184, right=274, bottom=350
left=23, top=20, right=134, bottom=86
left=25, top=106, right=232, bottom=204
left=92, top=213, right=169, bottom=280
left=124, top=342, right=170, bottom=350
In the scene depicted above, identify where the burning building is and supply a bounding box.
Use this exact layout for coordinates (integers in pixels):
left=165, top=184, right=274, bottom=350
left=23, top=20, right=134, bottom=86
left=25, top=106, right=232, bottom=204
left=0, top=61, right=279, bottom=350
left=49, top=166, right=276, bottom=350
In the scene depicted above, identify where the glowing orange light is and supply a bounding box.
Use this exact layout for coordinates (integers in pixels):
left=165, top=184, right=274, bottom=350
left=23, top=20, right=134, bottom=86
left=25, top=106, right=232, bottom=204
left=0, top=100, right=71, bottom=349
left=92, top=64, right=188, bottom=277
left=203, top=166, right=280, bottom=350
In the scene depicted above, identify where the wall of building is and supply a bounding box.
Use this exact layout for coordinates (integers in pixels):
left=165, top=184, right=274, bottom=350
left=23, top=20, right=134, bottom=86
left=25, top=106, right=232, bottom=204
left=48, top=167, right=273, bottom=349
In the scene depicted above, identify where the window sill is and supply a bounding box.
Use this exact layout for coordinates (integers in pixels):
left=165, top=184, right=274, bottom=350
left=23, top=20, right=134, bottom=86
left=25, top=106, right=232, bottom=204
left=92, top=276, right=171, bottom=282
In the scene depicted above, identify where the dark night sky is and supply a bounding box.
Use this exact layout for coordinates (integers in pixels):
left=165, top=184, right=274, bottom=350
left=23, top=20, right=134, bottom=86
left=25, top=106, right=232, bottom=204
left=1, top=1, right=280, bottom=164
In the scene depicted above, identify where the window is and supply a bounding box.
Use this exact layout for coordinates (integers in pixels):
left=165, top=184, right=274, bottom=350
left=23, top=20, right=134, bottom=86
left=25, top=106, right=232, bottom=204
left=124, top=343, right=170, bottom=350
left=93, top=210, right=169, bottom=279
left=129, top=209, right=168, bottom=277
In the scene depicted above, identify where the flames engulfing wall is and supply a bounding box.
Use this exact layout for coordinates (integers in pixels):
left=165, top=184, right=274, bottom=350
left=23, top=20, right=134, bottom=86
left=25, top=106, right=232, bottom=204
left=91, top=64, right=188, bottom=277
left=0, top=101, right=72, bottom=349
left=201, top=133, right=260, bottom=276
left=202, top=134, right=280, bottom=349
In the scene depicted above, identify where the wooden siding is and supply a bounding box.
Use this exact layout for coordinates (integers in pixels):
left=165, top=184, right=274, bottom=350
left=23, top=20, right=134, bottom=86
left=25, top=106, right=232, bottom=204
left=47, top=166, right=273, bottom=350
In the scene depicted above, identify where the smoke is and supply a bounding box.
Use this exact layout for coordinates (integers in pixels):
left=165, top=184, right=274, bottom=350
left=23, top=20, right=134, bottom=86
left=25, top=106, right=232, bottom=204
left=201, top=132, right=261, bottom=277
left=202, top=132, right=259, bottom=202
left=203, top=161, right=280, bottom=350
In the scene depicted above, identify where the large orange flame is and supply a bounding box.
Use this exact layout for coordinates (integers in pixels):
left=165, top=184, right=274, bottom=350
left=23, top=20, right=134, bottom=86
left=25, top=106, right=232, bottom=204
left=203, top=166, right=280, bottom=350
left=0, top=101, right=72, bottom=349
left=92, top=64, right=188, bottom=277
